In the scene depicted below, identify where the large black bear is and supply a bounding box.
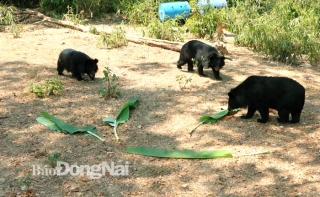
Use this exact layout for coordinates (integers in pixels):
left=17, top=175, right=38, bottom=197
left=57, top=49, right=99, bottom=81
left=228, top=76, right=305, bottom=123
left=177, top=40, right=226, bottom=80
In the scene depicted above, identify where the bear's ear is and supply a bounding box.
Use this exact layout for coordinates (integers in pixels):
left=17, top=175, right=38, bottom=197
left=94, top=59, right=98, bottom=64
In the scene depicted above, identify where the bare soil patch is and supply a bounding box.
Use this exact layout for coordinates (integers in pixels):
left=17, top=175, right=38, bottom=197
left=0, top=24, right=319, bottom=197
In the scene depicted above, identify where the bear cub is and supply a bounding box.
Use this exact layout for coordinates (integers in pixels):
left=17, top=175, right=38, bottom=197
left=228, top=76, right=305, bottom=123
left=177, top=40, right=226, bottom=80
left=57, top=49, right=98, bottom=81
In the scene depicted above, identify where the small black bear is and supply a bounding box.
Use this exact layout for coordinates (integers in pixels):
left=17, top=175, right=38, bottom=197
left=57, top=49, right=98, bottom=81
left=177, top=40, right=226, bottom=80
left=228, top=76, right=305, bottom=123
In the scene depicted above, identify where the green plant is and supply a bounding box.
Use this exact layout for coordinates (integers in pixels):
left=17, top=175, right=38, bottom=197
left=29, top=73, right=63, bottom=98
left=103, top=97, right=139, bottom=141
left=175, top=74, right=193, bottom=90
left=97, top=23, right=128, bottom=48
left=120, top=0, right=159, bottom=25
left=0, top=5, right=23, bottom=38
left=48, top=151, right=61, bottom=168
left=0, top=5, right=15, bottom=25
left=211, top=0, right=320, bottom=64
left=63, top=5, right=85, bottom=25
left=29, top=84, right=44, bottom=97
left=144, top=17, right=184, bottom=41
left=98, top=67, right=121, bottom=99
left=185, top=7, right=222, bottom=39
left=39, top=0, right=73, bottom=17
left=3, top=0, right=39, bottom=8
left=18, top=173, right=31, bottom=191
left=89, top=26, right=98, bottom=34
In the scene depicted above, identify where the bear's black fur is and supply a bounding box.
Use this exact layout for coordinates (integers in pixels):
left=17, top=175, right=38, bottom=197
left=57, top=49, right=98, bottom=81
left=177, top=40, right=226, bottom=80
left=228, top=76, right=305, bottom=123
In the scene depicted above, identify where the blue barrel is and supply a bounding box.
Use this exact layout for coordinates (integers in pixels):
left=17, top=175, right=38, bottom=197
left=197, top=0, right=227, bottom=14
left=158, top=1, right=191, bottom=21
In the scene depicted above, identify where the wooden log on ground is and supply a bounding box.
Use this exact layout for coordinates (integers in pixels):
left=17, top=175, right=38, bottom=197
left=15, top=9, right=184, bottom=52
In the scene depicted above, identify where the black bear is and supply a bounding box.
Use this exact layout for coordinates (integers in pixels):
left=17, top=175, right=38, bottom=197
left=177, top=40, right=226, bottom=80
left=57, top=49, right=98, bottom=81
left=227, top=76, right=305, bottom=123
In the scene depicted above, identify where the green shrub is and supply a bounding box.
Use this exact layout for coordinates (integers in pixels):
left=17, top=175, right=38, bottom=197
left=185, top=8, right=222, bottom=39
left=176, top=74, right=193, bottom=90
left=62, top=5, right=85, bottom=25
left=29, top=74, right=63, bottom=98
left=1, top=0, right=39, bottom=8
left=144, top=17, right=184, bottom=41
left=232, top=0, right=320, bottom=64
left=39, top=0, right=119, bottom=18
left=0, top=5, right=23, bottom=37
left=119, top=0, right=160, bottom=25
left=89, top=26, right=98, bottom=34
left=39, top=0, right=73, bottom=17
left=97, top=23, right=128, bottom=48
left=184, top=0, right=319, bottom=64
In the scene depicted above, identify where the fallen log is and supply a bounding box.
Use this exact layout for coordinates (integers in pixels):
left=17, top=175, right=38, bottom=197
left=16, top=9, right=184, bottom=52
left=13, top=9, right=231, bottom=54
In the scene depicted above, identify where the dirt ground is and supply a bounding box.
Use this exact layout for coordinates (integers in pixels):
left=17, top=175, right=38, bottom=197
left=0, top=22, right=319, bottom=197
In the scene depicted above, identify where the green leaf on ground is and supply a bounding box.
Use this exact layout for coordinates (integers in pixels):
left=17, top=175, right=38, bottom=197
left=103, top=97, right=139, bottom=141
left=190, top=108, right=240, bottom=136
left=36, top=112, right=104, bottom=142
left=125, top=146, right=233, bottom=158
left=125, top=146, right=270, bottom=159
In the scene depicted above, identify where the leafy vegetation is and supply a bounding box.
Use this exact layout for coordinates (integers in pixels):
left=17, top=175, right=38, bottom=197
left=38, top=0, right=118, bottom=18
left=39, top=0, right=72, bottom=18
left=211, top=0, right=320, bottom=64
left=62, top=5, right=85, bottom=25
left=97, top=23, right=128, bottom=48
left=120, top=0, right=319, bottom=64
left=176, top=74, right=193, bottom=90
left=48, top=151, right=61, bottom=167
left=98, top=67, right=121, bottom=99
left=119, top=0, right=160, bottom=26
left=17, top=173, right=31, bottom=191
left=89, top=26, right=98, bottom=34
left=103, top=97, right=139, bottom=141
left=2, top=0, right=319, bottom=64
left=0, top=5, right=22, bottom=38
left=185, top=7, right=222, bottom=40
left=29, top=74, right=63, bottom=98
left=144, top=17, right=184, bottom=41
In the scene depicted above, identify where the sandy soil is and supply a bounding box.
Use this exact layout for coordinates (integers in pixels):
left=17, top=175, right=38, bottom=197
left=0, top=23, right=319, bottom=197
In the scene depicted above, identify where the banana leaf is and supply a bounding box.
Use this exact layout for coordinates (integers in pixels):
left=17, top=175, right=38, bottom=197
left=125, top=146, right=270, bottom=159
left=125, top=146, right=233, bottom=158
left=190, top=109, right=240, bottom=136
left=103, top=97, right=139, bottom=141
left=37, top=112, right=104, bottom=142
